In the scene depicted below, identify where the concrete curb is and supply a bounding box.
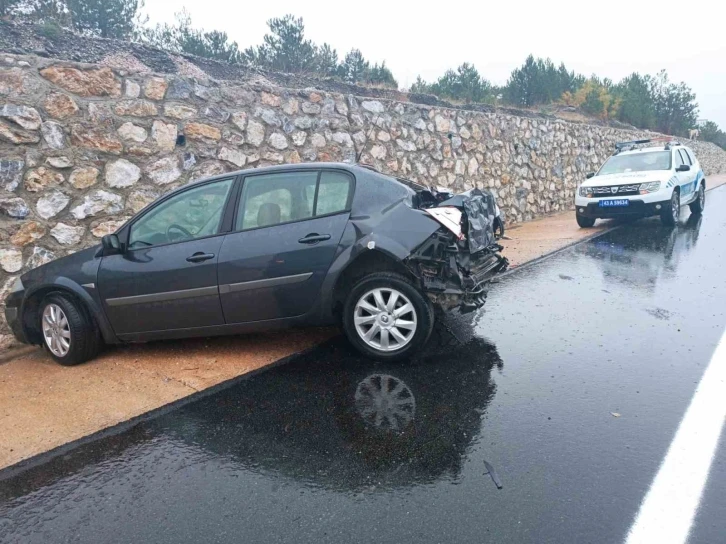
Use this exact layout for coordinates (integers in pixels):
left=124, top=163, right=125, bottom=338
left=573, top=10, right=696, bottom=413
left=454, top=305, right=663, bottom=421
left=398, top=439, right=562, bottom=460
left=0, top=346, right=39, bottom=365
left=499, top=226, right=617, bottom=279
left=0, top=337, right=336, bottom=479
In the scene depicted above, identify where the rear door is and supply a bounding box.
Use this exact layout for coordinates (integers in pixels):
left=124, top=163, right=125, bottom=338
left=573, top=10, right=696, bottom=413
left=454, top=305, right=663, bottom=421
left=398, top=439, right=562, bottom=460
left=217, top=169, right=354, bottom=323
left=98, top=178, right=236, bottom=336
left=682, top=148, right=701, bottom=199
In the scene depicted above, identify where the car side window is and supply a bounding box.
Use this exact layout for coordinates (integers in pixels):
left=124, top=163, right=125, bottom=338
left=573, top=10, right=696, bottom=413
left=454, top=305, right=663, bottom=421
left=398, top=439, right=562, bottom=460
left=674, top=151, right=684, bottom=168
left=315, top=172, right=353, bottom=216
left=128, top=179, right=233, bottom=249
left=237, top=172, right=318, bottom=230
left=678, top=150, right=690, bottom=165
left=683, top=149, right=693, bottom=165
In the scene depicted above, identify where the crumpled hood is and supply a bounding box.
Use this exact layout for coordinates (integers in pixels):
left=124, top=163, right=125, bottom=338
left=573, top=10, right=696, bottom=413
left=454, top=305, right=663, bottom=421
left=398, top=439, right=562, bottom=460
left=581, top=170, right=671, bottom=187
left=427, top=189, right=498, bottom=253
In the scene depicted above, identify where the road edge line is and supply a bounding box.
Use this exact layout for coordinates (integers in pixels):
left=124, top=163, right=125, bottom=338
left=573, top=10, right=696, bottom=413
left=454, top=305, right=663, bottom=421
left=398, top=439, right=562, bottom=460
left=624, top=327, right=726, bottom=544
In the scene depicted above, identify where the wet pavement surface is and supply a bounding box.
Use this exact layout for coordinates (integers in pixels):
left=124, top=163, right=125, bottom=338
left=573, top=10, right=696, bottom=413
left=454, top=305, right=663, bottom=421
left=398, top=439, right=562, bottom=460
left=2, top=188, right=726, bottom=544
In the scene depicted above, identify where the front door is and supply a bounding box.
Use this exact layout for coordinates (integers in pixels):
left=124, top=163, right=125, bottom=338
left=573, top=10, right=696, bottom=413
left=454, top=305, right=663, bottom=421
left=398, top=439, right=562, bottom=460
left=217, top=169, right=353, bottom=323
left=675, top=150, right=695, bottom=201
left=98, top=178, right=235, bottom=335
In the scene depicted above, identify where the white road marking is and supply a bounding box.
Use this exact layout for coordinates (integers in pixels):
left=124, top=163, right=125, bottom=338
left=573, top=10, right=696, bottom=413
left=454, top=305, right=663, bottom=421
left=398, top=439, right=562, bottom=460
left=625, top=328, right=726, bottom=544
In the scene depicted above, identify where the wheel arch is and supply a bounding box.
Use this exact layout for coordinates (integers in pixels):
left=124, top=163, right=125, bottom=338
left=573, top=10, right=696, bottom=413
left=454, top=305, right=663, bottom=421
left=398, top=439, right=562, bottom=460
left=22, top=281, right=116, bottom=345
left=331, top=249, right=415, bottom=318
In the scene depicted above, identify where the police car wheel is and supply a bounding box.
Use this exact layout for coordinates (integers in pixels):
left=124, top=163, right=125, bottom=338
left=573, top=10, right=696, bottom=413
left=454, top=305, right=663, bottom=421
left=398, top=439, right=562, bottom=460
left=661, top=190, right=679, bottom=226
left=689, top=184, right=705, bottom=214
left=576, top=214, right=596, bottom=228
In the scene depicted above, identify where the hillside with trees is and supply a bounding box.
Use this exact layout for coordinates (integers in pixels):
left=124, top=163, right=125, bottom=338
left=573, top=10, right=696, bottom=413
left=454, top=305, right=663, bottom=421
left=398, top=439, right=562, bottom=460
left=0, top=0, right=722, bottom=147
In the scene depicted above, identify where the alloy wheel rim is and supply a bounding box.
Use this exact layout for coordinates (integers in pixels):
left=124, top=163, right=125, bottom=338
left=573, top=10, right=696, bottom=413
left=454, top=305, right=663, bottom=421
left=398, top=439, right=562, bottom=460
left=354, top=288, right=417, bottom=352
left=700, top=187, right=705, bottom=208
left=42, top=303, right=71, bottom=357
left=354, top=374, right=416, bottom=431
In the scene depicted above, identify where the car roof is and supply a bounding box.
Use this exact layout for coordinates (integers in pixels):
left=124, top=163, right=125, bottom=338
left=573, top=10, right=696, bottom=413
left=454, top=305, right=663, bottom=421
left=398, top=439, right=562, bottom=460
left=163, top=161, right=411, bottom=216
left=616, top=146, right=677, bottom=156
left=190, top=162, right=377, bottom=185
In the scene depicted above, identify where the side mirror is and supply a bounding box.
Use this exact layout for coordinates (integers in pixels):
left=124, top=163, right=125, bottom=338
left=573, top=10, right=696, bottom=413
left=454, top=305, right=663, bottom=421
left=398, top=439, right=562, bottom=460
left=586, top=172, right=595, bottom=179
left=677, top=164, right=690, bottom=172
left=101, top=234, right=121, bottom=253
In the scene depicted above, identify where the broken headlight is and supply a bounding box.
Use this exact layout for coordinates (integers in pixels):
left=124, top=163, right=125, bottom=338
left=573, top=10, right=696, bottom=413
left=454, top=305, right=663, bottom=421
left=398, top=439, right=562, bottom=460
left=579, top=186, right=593, bottom=197
left=639, top=181, right=661, bottom=194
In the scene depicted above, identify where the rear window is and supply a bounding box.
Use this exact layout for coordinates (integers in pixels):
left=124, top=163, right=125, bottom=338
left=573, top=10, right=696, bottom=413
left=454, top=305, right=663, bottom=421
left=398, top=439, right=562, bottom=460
left=235, top=170, right=353, bottom=231
left=598, top=151, right=672, bottom=175
left=316, top=172, right=353, bottom=216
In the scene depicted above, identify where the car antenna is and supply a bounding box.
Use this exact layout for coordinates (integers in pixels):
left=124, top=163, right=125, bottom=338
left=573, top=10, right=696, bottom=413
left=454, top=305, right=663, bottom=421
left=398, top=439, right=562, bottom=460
left=356, top=114, right=380, bottom=163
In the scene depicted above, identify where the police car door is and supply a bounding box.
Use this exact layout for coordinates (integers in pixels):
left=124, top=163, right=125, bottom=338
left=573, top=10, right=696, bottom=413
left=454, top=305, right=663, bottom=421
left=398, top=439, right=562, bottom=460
left=681, top=148, right=701, bottom=201
left=674, top=150, right=694, bottom=201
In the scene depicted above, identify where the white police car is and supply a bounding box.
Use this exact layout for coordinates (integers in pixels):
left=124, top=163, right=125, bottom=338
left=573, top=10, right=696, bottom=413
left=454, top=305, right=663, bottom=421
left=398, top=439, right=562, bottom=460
left=575, top=139, right=706, bottom=227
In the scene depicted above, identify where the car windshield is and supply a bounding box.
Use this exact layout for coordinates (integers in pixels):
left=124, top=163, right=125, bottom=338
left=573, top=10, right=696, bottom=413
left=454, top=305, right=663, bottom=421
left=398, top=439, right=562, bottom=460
left=598, top=151, right=671, bottom=175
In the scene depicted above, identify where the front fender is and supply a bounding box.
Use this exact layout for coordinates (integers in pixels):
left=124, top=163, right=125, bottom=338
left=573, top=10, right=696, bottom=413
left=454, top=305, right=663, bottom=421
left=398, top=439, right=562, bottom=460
left=23, top=277, right=120, bottom=345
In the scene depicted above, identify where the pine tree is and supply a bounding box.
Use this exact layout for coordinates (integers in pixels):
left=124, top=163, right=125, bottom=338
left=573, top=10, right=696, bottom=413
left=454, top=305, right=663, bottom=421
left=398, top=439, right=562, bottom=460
left=649, top=70, right=698, bottom=136
left=141, top=9, right=241, bottom=63
left=340, top=49, right=369, bottom=83
left=67, top=0, right=141, bottom=39
left=244, top=15, right=317, bottom=73
left=366, top=61, right=397, bottom=88
left=315, top=43, right=339, bottom=77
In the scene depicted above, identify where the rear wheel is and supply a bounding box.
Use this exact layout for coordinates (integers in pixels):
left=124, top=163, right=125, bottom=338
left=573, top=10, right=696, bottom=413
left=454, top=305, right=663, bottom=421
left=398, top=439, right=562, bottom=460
left=576, top=214, right=596, bottom=228
left=689, top=183, right=705, bottom=214
left=661, top=190, right=680, bottom=226
left=343, top=272, right=434, bottom=361
left=40, top=294, right=100, bottom=366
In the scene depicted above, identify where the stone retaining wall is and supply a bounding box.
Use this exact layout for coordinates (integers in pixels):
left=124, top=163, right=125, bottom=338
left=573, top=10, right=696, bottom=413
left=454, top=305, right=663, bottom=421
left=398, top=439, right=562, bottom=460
left=2, top=53, right=726, bottom=344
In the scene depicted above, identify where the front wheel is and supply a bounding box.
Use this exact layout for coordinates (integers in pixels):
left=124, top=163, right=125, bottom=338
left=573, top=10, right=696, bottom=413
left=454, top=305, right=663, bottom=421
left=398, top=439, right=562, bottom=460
left=342, top=272, right=434, bottom=361
left=661, top=190, right=680, bottom=226
left=576, top=214, right=596, bottom=228
left=689, top=184, right=705, bottom=214
left=40, top=294, right=100, bottom=366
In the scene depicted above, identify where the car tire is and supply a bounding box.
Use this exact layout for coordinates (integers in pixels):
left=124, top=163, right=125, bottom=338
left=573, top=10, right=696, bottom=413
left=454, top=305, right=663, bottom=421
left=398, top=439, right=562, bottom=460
left=689, top=183, right=705, bottom=214
left=342, top=272, right=434, bottom=362
left=576, top=214, right=596, bottom=228
left=39, top=294, right=101, bottom=366
left=661, top=190, right=680, bottom=226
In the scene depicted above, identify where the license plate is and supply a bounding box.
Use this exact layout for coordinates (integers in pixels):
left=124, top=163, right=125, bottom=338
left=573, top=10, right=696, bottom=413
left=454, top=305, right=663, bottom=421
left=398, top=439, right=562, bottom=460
left=598, top=199, right=630, bottom=208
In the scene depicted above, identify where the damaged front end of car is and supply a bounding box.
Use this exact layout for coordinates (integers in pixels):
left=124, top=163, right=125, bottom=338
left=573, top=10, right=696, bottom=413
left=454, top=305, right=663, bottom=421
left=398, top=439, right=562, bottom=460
left=403, top=184, right=509, bottom=313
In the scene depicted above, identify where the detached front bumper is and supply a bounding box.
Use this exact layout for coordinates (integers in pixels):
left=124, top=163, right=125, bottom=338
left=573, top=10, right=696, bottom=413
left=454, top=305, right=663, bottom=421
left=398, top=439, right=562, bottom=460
left=575, top=198, right=671, bottom=219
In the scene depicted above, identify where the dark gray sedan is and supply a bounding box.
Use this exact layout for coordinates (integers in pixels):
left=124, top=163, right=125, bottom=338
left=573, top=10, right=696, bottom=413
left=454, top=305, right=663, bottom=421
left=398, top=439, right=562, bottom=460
left=4, top=163, right=507, bottom=365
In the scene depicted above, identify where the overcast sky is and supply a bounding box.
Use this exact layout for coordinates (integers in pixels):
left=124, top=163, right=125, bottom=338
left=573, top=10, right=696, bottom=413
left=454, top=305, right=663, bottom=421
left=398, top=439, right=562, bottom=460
left=143, top=0, right=726, bottom=128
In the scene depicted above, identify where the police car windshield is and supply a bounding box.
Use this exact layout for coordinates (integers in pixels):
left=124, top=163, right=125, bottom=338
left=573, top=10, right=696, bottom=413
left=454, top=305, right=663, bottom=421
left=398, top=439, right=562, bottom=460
left=598, top=151, right=672, bottom=175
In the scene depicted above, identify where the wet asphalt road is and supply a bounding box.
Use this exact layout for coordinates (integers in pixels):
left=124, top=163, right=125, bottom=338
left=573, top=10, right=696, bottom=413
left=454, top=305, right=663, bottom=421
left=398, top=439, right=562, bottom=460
left=2, top=189, right=726, bottom=544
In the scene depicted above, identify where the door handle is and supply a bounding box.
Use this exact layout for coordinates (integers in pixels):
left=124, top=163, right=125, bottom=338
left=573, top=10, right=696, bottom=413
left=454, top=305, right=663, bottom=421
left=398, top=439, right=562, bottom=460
left=186, top=252, right=215, bottom=263
left=298, top=233, right=331, bottom=244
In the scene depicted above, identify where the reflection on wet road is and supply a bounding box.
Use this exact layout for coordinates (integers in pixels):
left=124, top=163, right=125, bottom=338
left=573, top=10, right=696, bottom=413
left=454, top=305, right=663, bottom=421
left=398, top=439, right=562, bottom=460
left=2, top=188, right=726, bottom=544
